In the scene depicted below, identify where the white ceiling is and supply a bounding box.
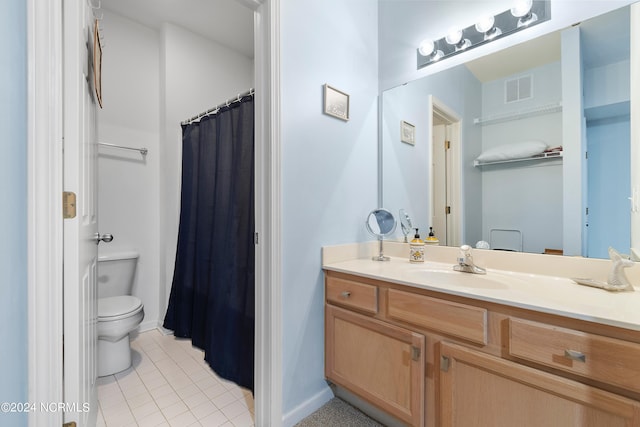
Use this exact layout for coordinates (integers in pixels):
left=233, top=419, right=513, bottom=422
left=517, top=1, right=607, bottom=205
left=101, top=0, right=255, bottom=58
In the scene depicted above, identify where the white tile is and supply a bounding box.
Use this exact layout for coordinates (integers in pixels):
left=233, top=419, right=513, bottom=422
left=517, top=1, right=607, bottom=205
left=102, top=406, right=136, bottom=426
left=141, top=373, right=169, bottom=391
left=167, top=410, right=198, bottom=427
left=126, top=391, right=154, bottom=409
left=220, top=400, right=250, bottom=420
left=176, top=383, right=200, bottom=400
left=136, top=411, right=169, bottom=427
left=149, top=384, right=174, bottom=400
left=199, top=410, right=232, bottom=427
left=212, top=391, right=238, bottom=410
left=120, top=382, right=149, bottom=400
left=230, top=411, right=255, bottom=427
left=160, top=400, right=189, bottom=420
left=154, top=391, right=181, bottom=409
left=131, top=400, right=161, bottom=420
left=182, top=391, right=209, bottom=410
left=190, top=400, right=218, bottom=420
left=202, top=383, right=227, bottom=399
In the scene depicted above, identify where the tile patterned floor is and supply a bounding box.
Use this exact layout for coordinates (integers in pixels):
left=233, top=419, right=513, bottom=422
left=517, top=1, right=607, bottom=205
left=97, top=329, right=254, bottom=427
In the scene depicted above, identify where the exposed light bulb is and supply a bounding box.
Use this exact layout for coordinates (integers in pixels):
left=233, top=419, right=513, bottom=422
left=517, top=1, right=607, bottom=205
left=418, top=39, right=435, bottom=56
left=476, top=15, right=502, bottom=40
left=445, top=29, right=463, bottom=45
left=511, top=0, right=533, bottom=18
left=418, top=39, right=443, bottom=62
left=475, top=16, right=495, bottom=33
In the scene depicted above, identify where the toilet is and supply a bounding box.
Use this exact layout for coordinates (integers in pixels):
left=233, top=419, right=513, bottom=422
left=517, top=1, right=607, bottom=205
left=97, top=251, right=144, bottom=377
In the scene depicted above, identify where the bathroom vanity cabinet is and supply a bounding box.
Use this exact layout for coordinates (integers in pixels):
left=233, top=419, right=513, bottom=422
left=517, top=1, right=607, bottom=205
left=324, top=270, right=640, bottom=427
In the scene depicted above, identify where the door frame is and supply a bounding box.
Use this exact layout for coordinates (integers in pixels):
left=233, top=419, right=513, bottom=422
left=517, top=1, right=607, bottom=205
left=429, top=96, right=462, bottom=247
left=27, top=0, right=283, bottom=425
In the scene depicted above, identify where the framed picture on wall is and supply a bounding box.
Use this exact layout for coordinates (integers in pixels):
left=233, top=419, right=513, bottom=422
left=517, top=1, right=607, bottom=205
left=323, top=84, right=350, bottom=121
left=401, top=120, right=415, bottom=145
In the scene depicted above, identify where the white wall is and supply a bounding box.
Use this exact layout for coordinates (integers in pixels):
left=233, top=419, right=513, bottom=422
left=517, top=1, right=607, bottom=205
left=381, top=64, right=483, bottom=245
left=0, top=0, right=27, bottom=424
left=280, top=0, right=379, bottom=423
left=98, top=10, right=254, bottom=331
left=98, top=10, right=161, bottom=331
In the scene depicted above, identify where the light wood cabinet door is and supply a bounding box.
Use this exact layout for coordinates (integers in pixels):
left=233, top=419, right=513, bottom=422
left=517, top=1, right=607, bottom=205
left=438, top=342, right=640, bottom=427
left=326, top=305, right=425, bottom=426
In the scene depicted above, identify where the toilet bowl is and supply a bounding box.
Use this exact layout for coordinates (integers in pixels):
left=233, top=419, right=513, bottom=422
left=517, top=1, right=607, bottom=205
left=97, top=252, right=145, bottom=377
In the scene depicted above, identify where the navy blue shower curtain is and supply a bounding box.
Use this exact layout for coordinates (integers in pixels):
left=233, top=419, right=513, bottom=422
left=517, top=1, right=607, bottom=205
left=163, top=95, right=255, bottom=392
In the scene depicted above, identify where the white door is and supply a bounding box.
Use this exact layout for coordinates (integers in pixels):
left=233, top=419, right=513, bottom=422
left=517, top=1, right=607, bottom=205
left=432, top=123, right=448, bottom=243
left=62, top=0, right=100, bottom=425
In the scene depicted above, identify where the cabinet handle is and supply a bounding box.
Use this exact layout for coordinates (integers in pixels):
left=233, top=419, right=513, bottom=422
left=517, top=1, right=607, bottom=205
left=440, top=355, right=450, bottom=372
left=564, top=349, right=586, bottom=363
left=341, top=291, right=351, bottom=298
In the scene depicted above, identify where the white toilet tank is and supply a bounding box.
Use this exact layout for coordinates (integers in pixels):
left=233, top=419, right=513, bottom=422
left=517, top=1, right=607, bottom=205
left=97, top=251, right=139, bottom=298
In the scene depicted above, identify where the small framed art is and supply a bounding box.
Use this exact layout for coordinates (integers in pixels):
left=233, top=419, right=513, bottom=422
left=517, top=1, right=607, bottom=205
left=400, top=120, right=415, bottom=145
left=323, top=84, right=349, bottom=121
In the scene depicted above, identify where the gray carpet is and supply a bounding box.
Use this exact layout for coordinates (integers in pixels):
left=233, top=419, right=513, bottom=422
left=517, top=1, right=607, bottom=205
left=295, top=398, right=385, bottom=427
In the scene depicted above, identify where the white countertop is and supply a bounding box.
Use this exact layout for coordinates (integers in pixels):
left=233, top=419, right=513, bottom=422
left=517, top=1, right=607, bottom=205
left=323, top=256, right=640, bottom=332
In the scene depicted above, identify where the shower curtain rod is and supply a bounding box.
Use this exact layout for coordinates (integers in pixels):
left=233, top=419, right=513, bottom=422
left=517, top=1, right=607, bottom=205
left=181, top=88, right=255, bottom=125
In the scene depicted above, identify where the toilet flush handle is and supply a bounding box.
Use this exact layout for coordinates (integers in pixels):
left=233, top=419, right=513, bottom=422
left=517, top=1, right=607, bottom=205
left=94, top=233, right=114, bottom=244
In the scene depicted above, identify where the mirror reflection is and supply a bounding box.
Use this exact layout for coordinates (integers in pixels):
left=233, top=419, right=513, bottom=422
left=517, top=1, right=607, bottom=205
left=382, top=4, right=632, bottom=259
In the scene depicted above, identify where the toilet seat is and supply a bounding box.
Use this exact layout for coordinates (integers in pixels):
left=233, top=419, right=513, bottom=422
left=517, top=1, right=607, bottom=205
left=99, top=295, right=143, bottom=321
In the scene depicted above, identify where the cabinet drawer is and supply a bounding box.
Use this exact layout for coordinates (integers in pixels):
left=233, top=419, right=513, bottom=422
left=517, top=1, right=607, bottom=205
left=326, top=276, right=378, bottom=314
left=387, top=289, right=487, bottom=345
left=509, top=318, right=640, bottom=394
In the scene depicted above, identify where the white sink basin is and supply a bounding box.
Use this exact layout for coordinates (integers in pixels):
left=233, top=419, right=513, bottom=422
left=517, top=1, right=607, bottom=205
left=405, top=269, right=519, bottom=290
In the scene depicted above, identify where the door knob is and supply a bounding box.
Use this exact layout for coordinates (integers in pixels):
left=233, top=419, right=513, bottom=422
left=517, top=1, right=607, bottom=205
left=95, top=233, right=114, bottom=244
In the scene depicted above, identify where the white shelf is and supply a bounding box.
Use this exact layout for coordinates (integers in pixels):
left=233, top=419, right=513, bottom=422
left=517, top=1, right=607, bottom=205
left=474, top=102, right=562, bottom=126
left=474, top=151, right=563, bottom=167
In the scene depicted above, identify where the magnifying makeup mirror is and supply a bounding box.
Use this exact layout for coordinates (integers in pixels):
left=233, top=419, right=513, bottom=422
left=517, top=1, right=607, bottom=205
left=366, top=208, right=397, bottom=261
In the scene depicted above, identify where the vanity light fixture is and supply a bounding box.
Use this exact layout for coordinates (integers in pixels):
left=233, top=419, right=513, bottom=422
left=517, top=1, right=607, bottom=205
left=417, top=0, right=550, bottom=69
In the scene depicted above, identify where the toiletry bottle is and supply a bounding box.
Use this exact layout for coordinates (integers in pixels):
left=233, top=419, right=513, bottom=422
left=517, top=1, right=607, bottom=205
left=410, top=228, right=425, bottom=263
left=426, top=227, right=440, bottom=246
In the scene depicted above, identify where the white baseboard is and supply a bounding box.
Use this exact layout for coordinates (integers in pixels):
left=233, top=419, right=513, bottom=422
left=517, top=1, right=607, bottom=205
left=281, top=385, right=334, bottom=427
left=138, top=319, right=158, bottom=333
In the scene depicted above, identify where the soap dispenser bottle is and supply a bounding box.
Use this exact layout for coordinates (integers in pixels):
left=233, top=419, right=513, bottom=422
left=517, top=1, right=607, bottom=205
left=410, top=228, right=425, bottom=263
left=425, top=226, right=440, bottom=246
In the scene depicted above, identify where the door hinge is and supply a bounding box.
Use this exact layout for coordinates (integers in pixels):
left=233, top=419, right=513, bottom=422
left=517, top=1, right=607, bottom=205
left=445, top=140, right=451, bottom=150
left=445, top=206, right=451, bottom=215
left=440, top=355, right=450, bottom=372
left=254, top=232, right=259, bottom=245
left=63, top=422, right=77, bottom=427
left=411, top=346, right=421, bottom=361
left=63, top=192, right=77, bottom=219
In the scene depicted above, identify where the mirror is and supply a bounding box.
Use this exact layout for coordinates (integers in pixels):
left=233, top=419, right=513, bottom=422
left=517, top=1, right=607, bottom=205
left=381, top=3, right=633, bottom=259
left=366, top=208, right=397, bottom=261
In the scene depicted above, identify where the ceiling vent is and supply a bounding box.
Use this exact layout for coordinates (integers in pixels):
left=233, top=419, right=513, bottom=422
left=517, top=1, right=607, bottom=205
left=505, top=74, right=533, bottom=103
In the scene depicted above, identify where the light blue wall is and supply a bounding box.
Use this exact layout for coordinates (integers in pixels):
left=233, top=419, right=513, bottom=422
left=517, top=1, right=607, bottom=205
left=0, top=0, right=28, bottom=426
left=381, top=64, right=483, bottom=245
left=281, top=0, right=378, bottom=420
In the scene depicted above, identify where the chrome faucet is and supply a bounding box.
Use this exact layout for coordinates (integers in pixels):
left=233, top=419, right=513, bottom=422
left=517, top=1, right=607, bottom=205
left=453, top=245, right=486, bottom=274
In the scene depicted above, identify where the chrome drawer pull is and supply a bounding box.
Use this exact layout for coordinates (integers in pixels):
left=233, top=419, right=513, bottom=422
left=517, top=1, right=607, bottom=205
left=564, top=349, right=586, bottom=362
left=341, top=291, right=351, bottom=298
